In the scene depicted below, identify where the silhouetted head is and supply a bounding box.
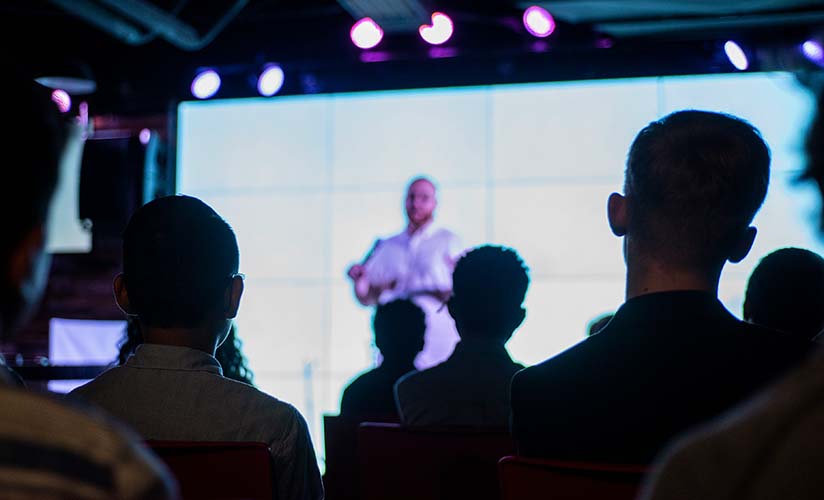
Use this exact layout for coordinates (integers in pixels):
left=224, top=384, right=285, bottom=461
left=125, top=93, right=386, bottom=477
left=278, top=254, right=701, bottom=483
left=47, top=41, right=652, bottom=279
left=373, top=299, right=425, bottom=365
left=115, top=195, right=243, bottom=350
left=587, top=313, right=614, bottom=337
left=448, top=245, right=529, bottom=343
left=0, top=77, right=66, bottom=338
left=802, top=88, right=824, bottom=232
left=743, top=247, right=824, bottom=340
left=405, top=177, right=437, bottom=229
left=609, top=110, right=770, bottom=273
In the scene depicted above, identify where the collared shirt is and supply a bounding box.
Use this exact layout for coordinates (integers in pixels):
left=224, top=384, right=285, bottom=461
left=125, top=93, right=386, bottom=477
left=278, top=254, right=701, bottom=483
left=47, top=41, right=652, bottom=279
left=395, top=339, right=524, bottom=428
left=511, top=290, right=813, bottom=464
left=0, top=363, right=177, bottom=499
left=364, top=222, right=463, bottom=304
left=70, top=344, right=323, bottom=500
left=364, top=223, right=464, bottom=369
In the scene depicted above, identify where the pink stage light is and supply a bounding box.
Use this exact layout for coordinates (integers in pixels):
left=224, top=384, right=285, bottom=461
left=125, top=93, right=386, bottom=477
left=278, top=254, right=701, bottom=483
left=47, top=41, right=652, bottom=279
left=724, top=41, right=749, bottom=71
left=802, top=40, right=824, bottom=64
left=523, top=6, right=555, bottom=38
left=350, top=17, right=383, bottom=50
left=419, top=12, right=453, bottom=46
left=191, top=70, right=221, bottom=99
left=139, top=128, right=152, bottom=145
left=257, top=64, right=285, bottom=96
left=51, top=89, right=71, bottom=113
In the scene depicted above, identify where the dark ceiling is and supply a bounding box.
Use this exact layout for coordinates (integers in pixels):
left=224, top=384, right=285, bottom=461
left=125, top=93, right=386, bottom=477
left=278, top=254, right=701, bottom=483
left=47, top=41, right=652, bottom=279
left=4, top=0, right=824, bottom=114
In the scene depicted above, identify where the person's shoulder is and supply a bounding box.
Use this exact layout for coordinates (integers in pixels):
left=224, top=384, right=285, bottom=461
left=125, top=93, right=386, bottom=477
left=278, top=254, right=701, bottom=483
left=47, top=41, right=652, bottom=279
left=0, top=385, right=176, bottom=498
left=513, top=335, right=594, bottom=386
left=220, top=376, right=298, bottom=413
left=68, top=365, right=124, bottom=397
left=735, top=321, right=814, bottom=359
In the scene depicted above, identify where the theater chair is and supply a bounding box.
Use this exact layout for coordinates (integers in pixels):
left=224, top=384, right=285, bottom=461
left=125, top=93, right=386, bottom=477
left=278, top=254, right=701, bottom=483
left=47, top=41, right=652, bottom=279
left=146, top=441, right=274, bottom=500
left=357, top=422, right=515, bottom=500
left=497, top=455, right=647, bottom=500
left=324, top=415, right=397, bottom=500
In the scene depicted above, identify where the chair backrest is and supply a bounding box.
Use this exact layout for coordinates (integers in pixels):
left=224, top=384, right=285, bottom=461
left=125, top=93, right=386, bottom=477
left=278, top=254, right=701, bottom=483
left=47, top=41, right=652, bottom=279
left=498, top=455, right=647, bottom=500
left=324, top=415, right=391, bottom=500
left=146, top=440, right=274, bottom=500
left=358, top=422, right=515, bottom=500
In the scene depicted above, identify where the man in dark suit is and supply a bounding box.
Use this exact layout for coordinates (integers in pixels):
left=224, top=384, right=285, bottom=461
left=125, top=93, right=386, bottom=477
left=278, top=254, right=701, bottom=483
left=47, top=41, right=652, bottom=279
left=510, top=110, right=812, bottom=464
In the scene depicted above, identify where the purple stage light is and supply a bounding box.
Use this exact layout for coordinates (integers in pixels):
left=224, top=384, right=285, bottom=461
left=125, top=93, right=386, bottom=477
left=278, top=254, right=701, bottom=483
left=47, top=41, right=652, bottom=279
left=419, top=12, right=453, bottom=46
left=139, top=128, right=151, bottom=145
left=802, top=40, right=824, bottom=65
left=350, top=17, right=383, bottom=50
left=523, top=6, right=555, bottom=38
left=51, top=89, right=71, bottom=113
left=191, top=70, right=221, bottom=99
left=724, top=41, right=749, bottom=71
left=257, top=64, right=285, bottom=96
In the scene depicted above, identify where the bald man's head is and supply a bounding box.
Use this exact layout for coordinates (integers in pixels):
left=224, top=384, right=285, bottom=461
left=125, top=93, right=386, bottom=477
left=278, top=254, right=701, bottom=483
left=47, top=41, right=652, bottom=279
left=405, top=177, right=437, bottom=228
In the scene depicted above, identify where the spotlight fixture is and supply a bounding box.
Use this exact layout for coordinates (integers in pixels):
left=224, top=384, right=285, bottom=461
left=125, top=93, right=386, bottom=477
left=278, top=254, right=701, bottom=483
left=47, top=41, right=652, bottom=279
left=523, top=6, right=555, bottom=38
left=191, top=69, right=221, bottom=99
left=724, top=41, right=749, bottom=71
left=802, top=40, right=824, bottom=65
left=257, top=64, right=285, bottom=96
left=350, top=17, right=384, bottom=49
left=51, top=89, right=71, bottom=113
left=419, top=12, right=453, bottom=46
left=139, top=128, right=152, bottom=145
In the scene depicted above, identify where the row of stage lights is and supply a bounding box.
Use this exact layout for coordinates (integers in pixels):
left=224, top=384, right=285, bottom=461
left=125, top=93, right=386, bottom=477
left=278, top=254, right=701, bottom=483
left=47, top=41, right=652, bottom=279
left=190, top=5, right=557, bottom=99
left=43, top=9, right=824, bottom=108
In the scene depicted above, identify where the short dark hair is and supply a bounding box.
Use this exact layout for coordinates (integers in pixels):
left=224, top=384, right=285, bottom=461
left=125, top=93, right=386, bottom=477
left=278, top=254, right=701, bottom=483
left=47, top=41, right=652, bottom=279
left=450, top=245, right=529, bottom=339
left=373, top=299, right=426, bottom=361
left=122, top=195, right=239, bottom=328
left=0, top=78, right=65, bottom=264
left=625, top=110, right=770, bottom=266
left=744, top=247, right=824, bottom=340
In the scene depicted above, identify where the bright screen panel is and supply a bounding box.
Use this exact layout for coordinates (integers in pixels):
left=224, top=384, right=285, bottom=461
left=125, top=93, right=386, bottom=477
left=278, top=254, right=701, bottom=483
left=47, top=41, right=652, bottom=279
left=177, top=72, right=819, bottom=467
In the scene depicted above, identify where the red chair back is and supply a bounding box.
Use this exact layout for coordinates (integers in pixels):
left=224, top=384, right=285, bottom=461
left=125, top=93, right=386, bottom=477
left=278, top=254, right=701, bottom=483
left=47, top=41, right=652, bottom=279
left=147, top=440, right=274, bottom=500
left=498, top=455, right=646, bottom=500
left=358, top=423, right=515, bottom=500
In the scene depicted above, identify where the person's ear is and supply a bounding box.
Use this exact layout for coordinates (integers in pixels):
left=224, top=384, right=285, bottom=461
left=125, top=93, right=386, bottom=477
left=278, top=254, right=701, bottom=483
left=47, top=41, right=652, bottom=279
left=607, top=193, right=628, bottom=237
left=113, top=273, right=136, bottom=315
left=729, top=227, right=757, bottom=264
left=224, top=275, right=244, bottom=319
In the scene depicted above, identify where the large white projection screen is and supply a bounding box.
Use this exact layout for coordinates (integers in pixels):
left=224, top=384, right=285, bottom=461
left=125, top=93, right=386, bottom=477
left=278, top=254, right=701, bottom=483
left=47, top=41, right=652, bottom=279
left=177, top=72, right=819, bottom=465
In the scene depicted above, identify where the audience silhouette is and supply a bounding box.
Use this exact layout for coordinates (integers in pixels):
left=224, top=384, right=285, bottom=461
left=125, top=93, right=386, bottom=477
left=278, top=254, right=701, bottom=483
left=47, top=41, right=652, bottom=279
left=340, top=299, right=425, bottom=420
left=641, top=87, right=824, bottom=500
left=69, top=195, right=322, bottom=500
left=587, top=313, right=614, bottom=337
left=119, top=318, right=255, bottom=385
left=395, top=245, right=528, bottom=427
left=743, top=247, right=824, bottom=340
left=0, top=76, right=176, bottom=499
left=510, top=110, right=812, bottom=464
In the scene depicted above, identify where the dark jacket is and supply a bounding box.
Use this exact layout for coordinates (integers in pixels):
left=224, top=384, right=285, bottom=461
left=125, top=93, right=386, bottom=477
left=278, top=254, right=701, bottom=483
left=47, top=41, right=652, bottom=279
left=510, top=291, right=812, bottom=464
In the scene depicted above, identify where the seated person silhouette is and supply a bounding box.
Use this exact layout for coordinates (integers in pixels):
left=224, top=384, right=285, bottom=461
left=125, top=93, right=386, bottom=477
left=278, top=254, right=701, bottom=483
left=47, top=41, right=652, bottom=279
left=743, top=247, right=824, bottom=340
left=640, top=77, right=824, bottom=500
left=340, top=299, right=425, bottom=420
left=0, top=75, right=175, bottom=499
left=510, top=110, right=812, bottom=464
left=69, top=195, right=322, bottom=500
left=395, top=245, right=528, bottom=427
